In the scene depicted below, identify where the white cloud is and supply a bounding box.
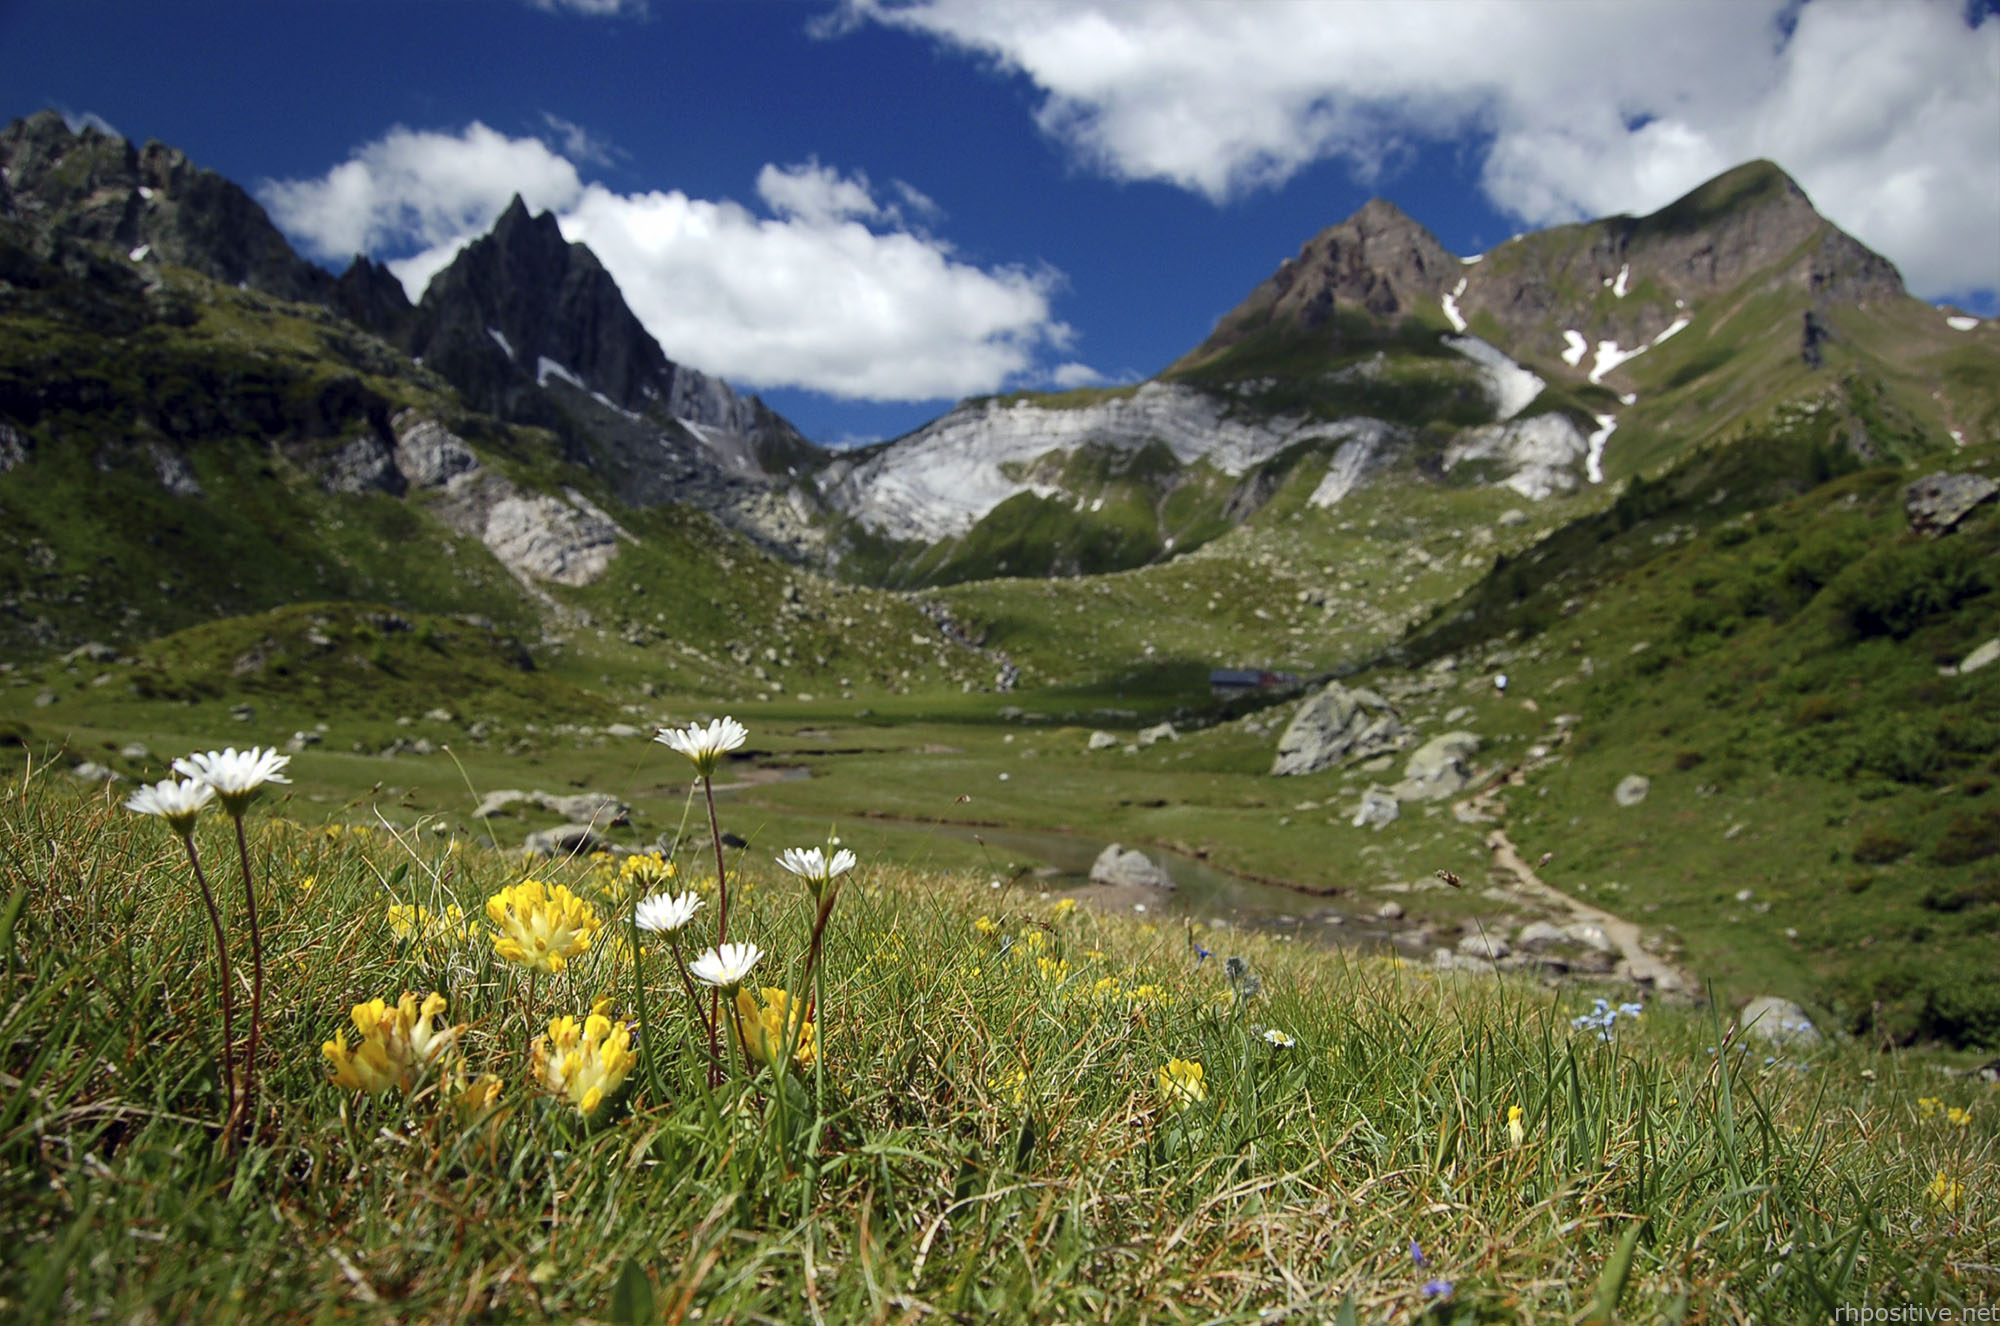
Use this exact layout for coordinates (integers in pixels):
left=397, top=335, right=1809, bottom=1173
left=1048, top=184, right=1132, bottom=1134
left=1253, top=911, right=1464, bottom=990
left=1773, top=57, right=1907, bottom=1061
left=845, top=0, right=2000, bottom=298
left=528, top=0, right=647, bottom=16
left=262, top=129, right=1071, bottom=401
left=58, top=107, right=119, bottom=137
left=1050, top=362, right=1109, bottom=389
left=540, top=112, right=618, bottom=167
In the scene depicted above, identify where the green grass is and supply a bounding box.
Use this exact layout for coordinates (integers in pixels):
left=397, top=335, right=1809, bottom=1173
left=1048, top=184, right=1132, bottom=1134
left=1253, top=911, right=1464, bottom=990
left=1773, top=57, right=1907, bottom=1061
left=2, top=772, right=1994, bottom=1320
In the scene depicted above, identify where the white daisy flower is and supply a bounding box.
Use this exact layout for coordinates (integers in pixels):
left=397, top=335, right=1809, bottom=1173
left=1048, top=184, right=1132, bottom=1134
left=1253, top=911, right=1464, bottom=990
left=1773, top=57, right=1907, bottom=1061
left=654, top=717, right=748, bottom=778
left=689, top=941, right=763, bottom=990
left=634, top=890, right=704, bottom=935
left=775, top=846, right=857, bottom=892
left=124, top=777, right=215, bottom=836
left=172, top=746, right=291, bottom=816
left=1262, top=1029, right=1296, bottom=1049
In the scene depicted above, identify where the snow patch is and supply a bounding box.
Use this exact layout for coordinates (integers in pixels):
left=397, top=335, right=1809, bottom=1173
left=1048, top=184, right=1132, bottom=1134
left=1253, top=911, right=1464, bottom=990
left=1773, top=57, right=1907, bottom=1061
left=1651, top=316, right=1691, bottom=346
left=1306, top=430, right=1392, bottom=508
left=1561, top=330, right=1588, bottom=367
left=1946, top=315, right=1980, bottom=332
left=1440, top=278, right=1468, bottom=333
left=591, top=390, right=642, bottom=422
left=487, top=327, right=514, bottom=360
left=536, top=357, right=583, bottom=389
left=137, top=186, right=154, bottom=200
left=1089, top=496, right=1104, bottom=512
left=1951, top=428, right=1967, bottom=446
left=1589, top=340, right=1647, bottom=384
left=1444, top=335, right=1543, bottom=421
left=1612, top=264, right=1630, bottom=298
left=127, top=244, right=150, bottom=262
left=1461, top=253, right=1483, bottom=265
left=1585, top=414, right=1618, bottom=484
left=1619, top=393, right=1637, bottom=406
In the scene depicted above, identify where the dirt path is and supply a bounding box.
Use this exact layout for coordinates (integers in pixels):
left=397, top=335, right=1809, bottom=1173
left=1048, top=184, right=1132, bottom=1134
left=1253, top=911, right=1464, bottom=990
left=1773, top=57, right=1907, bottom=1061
left=1455, top=741, right=1696, bottom=999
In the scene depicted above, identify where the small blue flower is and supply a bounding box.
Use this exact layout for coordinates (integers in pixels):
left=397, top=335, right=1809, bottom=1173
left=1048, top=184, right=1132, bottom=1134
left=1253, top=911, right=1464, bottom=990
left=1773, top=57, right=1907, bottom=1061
left=1192, top=941, right=1213, bottom=966
left=1409, top=1240, right=1426, bottom=1267
left=1422, top=1279, right=1454, bottom=1299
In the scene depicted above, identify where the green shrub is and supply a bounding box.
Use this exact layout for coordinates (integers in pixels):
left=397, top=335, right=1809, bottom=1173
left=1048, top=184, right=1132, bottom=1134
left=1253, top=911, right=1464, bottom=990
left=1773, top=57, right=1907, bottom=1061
left=1929, top=806, right=2000, bottom=866
left=1829, top=538, right=1993, bottom=640
left=1850, top=828, right=1912, bottom=864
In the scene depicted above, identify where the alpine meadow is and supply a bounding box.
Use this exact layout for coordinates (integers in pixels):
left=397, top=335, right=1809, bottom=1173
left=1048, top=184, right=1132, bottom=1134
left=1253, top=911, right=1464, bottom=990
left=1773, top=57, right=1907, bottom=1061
left=2, top=5, right=1999, bottom=1317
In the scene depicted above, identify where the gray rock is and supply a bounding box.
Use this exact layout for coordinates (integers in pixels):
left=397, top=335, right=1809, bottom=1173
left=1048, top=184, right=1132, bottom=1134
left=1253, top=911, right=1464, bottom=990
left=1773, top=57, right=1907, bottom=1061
left=70, top=761, right=119, bottom=783
left=1905, top=471, right=1998, bottom=537
left=284, top=730, right=323, bottom=753
left=1563, top=922, right=1614, bottom=953
left=1516, top=921, right=1570, bottom=949
left=603, top=722, right=642, bottom=738
left=482, top=492, right=625, bottom=587
left=1271, top=681, right=1405, bottom=776
left=1739, top=996, right=1820, bottom=1048
left=1376, top=901, right=1405, bottom=921
left=1958, top=638, right=2000, bottom=675
left=61, top=641, right=119, bottom=665
left=1497, top=508, right=1529, bottom=527
left=1137, top=721, right=1178, bottom=747
left=1457, top=932, right=1510, bottom=961
left=1087, top=730, right=1119, bottom=751
left=1089, top=843, right=1174, bottom=890
left=320, top=435, right=406, bottom=496
left=1351, top=787, right=1400, bottom=828
left=230, top=704, right=255, bottom=723
left=0, top=421, right=27, bottom=472
left=524, top=824, right=611, bottom=858
left=119, top=741, right=151, bottom=761
left=474, top=789, right=532, bottom=819
left=1615, top=774, right=1651, bottom=807
left=542, top=791, right=630, bottom=825
left=424, top=707, right=457, bottom=724
left=33, top=689, right=56, bottom=708
left=391, top=414, right=481, bottom=489
left=1392, top=730, right=1481, bottom=801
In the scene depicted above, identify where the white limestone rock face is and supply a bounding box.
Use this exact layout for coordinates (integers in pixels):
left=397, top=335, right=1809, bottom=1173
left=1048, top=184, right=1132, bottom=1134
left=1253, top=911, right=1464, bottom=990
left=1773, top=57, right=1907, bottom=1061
left=1089, top=843, right=1175, bottom=890
left=482, top=491, right=626, bottom=586
left=819, top=383, right=1337, bottom=542
left=1446, top=414, right=1588, bottom=499
left=1444, top=335, right=1544, bottom=421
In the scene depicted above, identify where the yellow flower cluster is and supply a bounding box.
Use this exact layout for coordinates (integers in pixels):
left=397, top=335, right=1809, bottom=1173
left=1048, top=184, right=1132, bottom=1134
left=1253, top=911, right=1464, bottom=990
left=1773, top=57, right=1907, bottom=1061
left=387, top=902, right=477, bottom=949
left=322, top=991, right=458, bottom=1094
left=1508, top=1104, right=1526, bottom=1147
left=1918, top=1097, right=1972, bottom=1127
left=486, top=880, right=601, bottom=974
left=619, top=852, right=676, bottom=889
left=1927, top=1169, right=1964, bottom=1212
left=531, top=1010, right=638, bottom=1119
left=988, top=1066, right=1028, bottom=1108
left=1051, top=898, right=1078, bottom=920
left=735, top=986, right=817, bottom=1070
left=1157, top=1057, right=1207, bottom=1110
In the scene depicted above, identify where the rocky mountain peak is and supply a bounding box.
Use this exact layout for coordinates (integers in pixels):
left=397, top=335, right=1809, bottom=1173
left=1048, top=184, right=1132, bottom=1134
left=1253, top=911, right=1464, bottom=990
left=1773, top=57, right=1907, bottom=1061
left=1175, top=196, right=1459, bottom=369
left=0, top=111, right=335, bottom=306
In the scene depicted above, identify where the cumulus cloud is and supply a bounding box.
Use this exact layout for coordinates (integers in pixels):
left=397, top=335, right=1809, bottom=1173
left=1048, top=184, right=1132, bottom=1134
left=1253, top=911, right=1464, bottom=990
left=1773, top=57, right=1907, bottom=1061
left=528, top=0, right=647, bottom=16
left=844, top=0, right=2000, bottom=298
left=261, top=127, right=1071, bottom=401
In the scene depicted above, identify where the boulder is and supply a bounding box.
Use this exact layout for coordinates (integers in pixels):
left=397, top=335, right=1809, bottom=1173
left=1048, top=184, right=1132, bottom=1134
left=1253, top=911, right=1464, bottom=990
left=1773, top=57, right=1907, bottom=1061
left=1376, top=901, right=1405, bottom=921
left=1515, top=921, right=1570, bottom=949
left=1563, top=922, right=1614, bottom=952
left=1905, top=472, right=1998, bottom=537
left=1392, top=731, right=1480, bottom=802
left=475, top=789, right=532, bottom=819
left=1457, top=932, right=1510, bottom=961
left=1272, top=681, right=1405, bottom=776
left=1137, top=722, right=1179, bottom=747
left=1089, top=843, right=1174, bottom=890
left=543, top=791, right=630, bottom=825
left=69, top=761, right=119, bottom=783
left=1614, top=774, right=1651, bottom=807
left=1739, top=996, right=1820, bottom=1048
left=524, top=824, right=611, bottom=858
left=1351, top=787, right=1400, bottom=829
left=1086, top=730, right=1118, bottom=751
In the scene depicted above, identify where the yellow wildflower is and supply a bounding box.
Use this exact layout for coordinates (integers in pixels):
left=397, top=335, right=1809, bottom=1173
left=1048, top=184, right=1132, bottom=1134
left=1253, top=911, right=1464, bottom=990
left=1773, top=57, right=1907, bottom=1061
left=1918, top=1096, right=1944, bottom=1119
left=1508, top=1104, right=1525, bottom=1147
left=1035, top=955, right=1069, bottom=985
left=1093, top=976, right=1123, bottom=1000
left=387, top=902, right=477, bottom=948
left=531, top=1011, right=637, bottom=1120
left=975, top=915, right=1001, bottom=937
left=1157, top=1057, right=1207, bottom=1111
left=322, top=991, right=458, bottom=1094
left=1051, top=898, right=1078, bottom=920
left=1019, top=929, right=1048, bottom=954
left=618, top=851, right=676, bottom=891
left=1927, top=1170, right=1963, bottom=1212
left=1947, top=1106, right=1972, bottom=1127
left=1083, top=947, right=1105, bottom=960
left=734, top=987, right=817, bottom=1071
left=485, top=880, right=600, bottom=974
left=1129, top=984, right=1166, bottom=1004
left=988, top=1066, right=1028, bottom=1108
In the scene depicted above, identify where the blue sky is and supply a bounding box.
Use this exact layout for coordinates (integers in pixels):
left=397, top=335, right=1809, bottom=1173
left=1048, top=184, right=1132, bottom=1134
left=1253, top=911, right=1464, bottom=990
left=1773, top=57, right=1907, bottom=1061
left=3, top=0, right=1995, bottom=446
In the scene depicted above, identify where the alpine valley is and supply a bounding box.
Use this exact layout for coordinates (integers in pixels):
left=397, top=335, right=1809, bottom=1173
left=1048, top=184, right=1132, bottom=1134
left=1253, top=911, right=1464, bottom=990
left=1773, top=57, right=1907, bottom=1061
left=5, top=107, right=1999, bottom=1052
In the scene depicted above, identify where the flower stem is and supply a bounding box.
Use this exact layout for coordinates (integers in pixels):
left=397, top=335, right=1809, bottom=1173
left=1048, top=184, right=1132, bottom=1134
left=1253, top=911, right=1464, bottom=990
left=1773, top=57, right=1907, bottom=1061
left=702, top=773, right=729, bottom=1087
left=229, top=814, right=265, bottom=1143
left=180, top=833, right=237, bottom=1149
left=628, top=905, right=662, bottom=1103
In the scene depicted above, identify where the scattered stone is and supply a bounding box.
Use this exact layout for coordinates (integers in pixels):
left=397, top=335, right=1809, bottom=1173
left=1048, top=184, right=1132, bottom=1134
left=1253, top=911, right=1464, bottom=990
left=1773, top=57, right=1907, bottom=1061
left=1516, top=921, right=1569, bottom=949
left=1739, top=996, right=1820, bottom=1048
left=524, top=824, right=611, bottom=858
left=1458, top=932, right=1510, bottom=961
left=61, top=641, right=119, bottom=665
left=1137, top=721, right=1178, bottom=747
left=1392, top=730, right=1480, bottom=801
left=33, top=689, right=56, bottom=708
left=1562, top=922, right=1614, bottom=953
left=119, top=741, right=150, bottom=761
left=1614, top=774, right=1651, bottom=806
left=603, top=723, right=642, bottom=738
left=424, top=707, right=456, bottom=724
left=1087, top=730, right=1119, bottom=751
left=1376, top=901, right=1405, bottom=921
left=70, top=761, right=119, bottom=783
left=1497, top=508, right=1528, bottom=527
left=230, top=704, right=255, bottom=723
left=285, top=730, right=323, bottom=753
left=1272, top=681, right=1406, bottom=776
left=1351, top=787, right=1400, bottom=829
left=1904, top=471, right=1998, bottom=537
left=1089, top=843, right=1174, bottom=890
